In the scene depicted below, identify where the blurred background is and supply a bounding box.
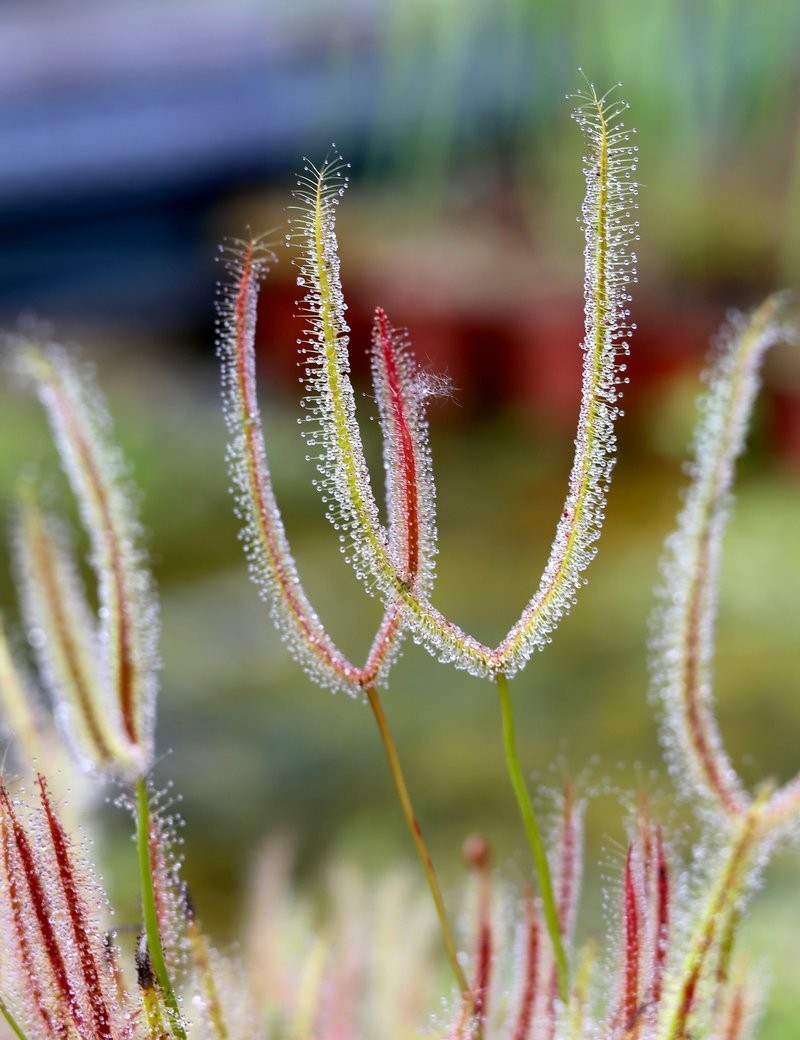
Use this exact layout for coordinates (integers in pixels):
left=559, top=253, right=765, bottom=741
left=0, top=0, right=799, bottom=1032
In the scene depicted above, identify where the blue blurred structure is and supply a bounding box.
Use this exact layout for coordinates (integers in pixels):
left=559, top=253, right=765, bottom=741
left=0, top=2, right=381, bottom=328
left=1, top=0, right=798, bottom=343
left=0, top=1, right=524, bottom=332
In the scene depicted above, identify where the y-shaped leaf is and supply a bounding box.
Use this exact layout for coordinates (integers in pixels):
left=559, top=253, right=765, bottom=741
left=293, top=86, right=637, bottom=678
left=217, top=237, right=471, bottom=1006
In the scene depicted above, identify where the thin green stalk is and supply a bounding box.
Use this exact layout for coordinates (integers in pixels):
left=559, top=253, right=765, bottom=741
left=135, top=777, right=187, bottom=1040
left=496, top=672, right=568, bottom=1002
left=365, top=686, right=474, bottom=1007
left=0, top=996, right=29, bottom=1040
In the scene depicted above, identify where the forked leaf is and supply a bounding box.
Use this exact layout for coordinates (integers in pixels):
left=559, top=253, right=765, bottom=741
left=291, top=86, right=638, bottom=678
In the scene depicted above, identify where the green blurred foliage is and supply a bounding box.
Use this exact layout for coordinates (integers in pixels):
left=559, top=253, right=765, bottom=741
left=365, top=0, right=800, bottom=294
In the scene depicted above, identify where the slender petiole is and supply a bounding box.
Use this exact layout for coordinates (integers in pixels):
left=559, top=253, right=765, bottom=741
left=365, top=686, right=474, bottom=1011
left=496, top=672, right=568, bottom=1002
left=0, top=997, right=29, bottom=1040
left=135, top=777, right=187, bottom=1040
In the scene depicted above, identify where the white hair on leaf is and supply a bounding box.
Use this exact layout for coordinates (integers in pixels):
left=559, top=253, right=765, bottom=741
left=9, top=342, right=159, bottom=779
left=291, top=88, right=638, bottom=681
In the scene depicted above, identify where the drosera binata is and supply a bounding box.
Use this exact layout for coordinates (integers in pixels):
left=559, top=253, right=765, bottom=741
left=216, top=81, right=638, bottom=1009
left=0, top=75, right=795, bottom=1040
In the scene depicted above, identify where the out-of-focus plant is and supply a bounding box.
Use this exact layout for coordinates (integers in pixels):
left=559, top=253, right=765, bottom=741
left=367, top=0, right=800, bottom=286
left=374, top=0, right=800, bottom=166
left=0, top=343, right=193, bottom=1040
left=0, top=81, right=797, bottom=1040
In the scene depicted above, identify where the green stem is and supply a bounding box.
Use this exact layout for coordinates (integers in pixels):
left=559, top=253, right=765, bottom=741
left=496, top=673, right=569, bottom=1001
left=0, top=996, right=29, bottom=1040
left=135, top=777, right=187, bottom=1040
left=365, top=687, right=473, bottom=1006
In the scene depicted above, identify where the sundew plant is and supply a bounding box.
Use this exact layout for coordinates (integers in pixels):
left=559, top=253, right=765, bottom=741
left=0, top=83, right=797, bottom=1040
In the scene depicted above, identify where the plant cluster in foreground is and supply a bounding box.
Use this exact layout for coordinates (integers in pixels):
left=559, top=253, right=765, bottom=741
left=0, top=84, right=797, bottom=1040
